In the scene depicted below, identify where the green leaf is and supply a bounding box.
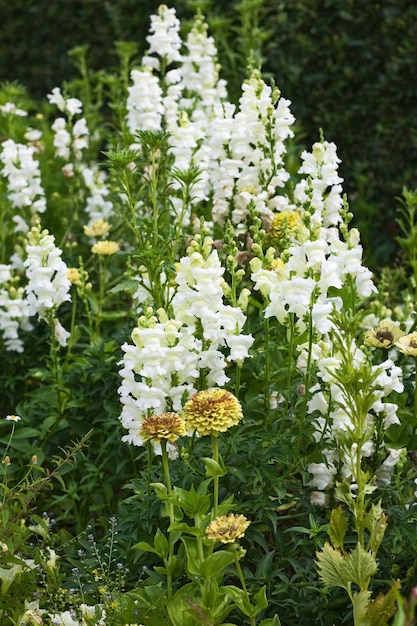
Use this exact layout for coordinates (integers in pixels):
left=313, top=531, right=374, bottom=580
left=133, top=541, right=158, bottom=555
left=168, top=521, right=205, bottom=537
left=202, top=456, right=226, bottom=478
left=252, top=585, right=269, bottom=615
left=154, top=528, right=169, bottom=559
left=181, top=536, right=202, bottom=577
left=367, top=580, right=401, bottom=626
left=259, top=616, right=282, bottom=626
left=352, top=590, right=372, bottom=625
left=364, top=501, right=387, bottom=554
left=171, top=485, right=211, bottom=518
left=316, top=542, right=349, bottom=591
left=150, top=482, right=168, bottom=500
left=199, top=550, right=234, bottom=579
left=342, top=543, right=378, bottom=591
left=328, top=506, right=349, bottom=550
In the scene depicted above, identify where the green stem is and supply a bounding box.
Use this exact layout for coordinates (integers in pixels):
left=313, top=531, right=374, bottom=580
left=413, top=360, right=417, bottom=428
left=296, top=299, right=314, bottom=456
left=41, top=312, right=67, bottom=448
left=161, top=440, right=174, bottom=600
left=264, top=316, right=271, bottom=424
left=212, top=433, right=219, bottom=519
left=286, top=313, right=295, bottom=411
left=233, top=549, right=256, bottom=626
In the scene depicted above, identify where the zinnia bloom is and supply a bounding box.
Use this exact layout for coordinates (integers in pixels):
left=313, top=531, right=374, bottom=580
left=396, top=332, right=417, bottom=356
left=91, top=240, right=120, bottom=256
left=183, top=388, right=243, bottom=436
left=365, top=319, right=404, bottom=349
left=205, top=513, right=250, bottom=543
left=140, top=412, right=187, bottom=443
left=84, top=220, right=111, bottom=238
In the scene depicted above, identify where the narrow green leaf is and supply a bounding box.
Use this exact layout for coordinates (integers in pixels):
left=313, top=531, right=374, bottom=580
left=328, top=506, right=349, bottom=550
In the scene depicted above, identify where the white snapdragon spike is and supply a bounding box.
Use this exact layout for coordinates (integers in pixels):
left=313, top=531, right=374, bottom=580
left=126, top=69, right=164, bottom=134
left=0, top=265, right=33, bottom=352
left=118, top=237, right=253, bottom=448
left=171, top=239, right=254, bottom=365
left=118, top=315, right=200, bottom=449
left=0, top=139, right=46, bottom=231
left=209, top=70, right=295, bottom=226
left=48, top=88, right=89, bottom=162
left=80, top=165, right=114, bottom=226
left=251, top=138, right=376, bottom=335
left=306, top=335, right=404, bottom=500
left=24, top=224, right=71, bottom=345
left=145, top=4, right=182, bottom=67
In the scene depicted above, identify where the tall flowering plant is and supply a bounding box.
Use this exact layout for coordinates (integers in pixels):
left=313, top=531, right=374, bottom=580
left=1, top=3, right=417, bottom=624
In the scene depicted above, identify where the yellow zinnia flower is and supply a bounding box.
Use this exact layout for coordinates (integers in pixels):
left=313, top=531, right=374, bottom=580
left=140, top=413, right=187, bottom=444
left=84, top=220, right=111, bottom=238
left=91, top=240, right=120, bottom=256
left=396, top=332, right=417, bottom=357
left=365, top=319, right=404, bottom=349
left=183, top=388, right=243, bottom=436
left=205, top=513, right=250, bottom=543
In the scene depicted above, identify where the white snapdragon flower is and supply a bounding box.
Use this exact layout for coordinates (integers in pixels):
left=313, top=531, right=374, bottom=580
left=0, top=139, right=46, bottom=230
left=24, top=223, right=71, bottom=343
left=376, top=448, right=405, bottom=485
left=307, top=461, right=337, bottom=491
left=146, top=4, right=182, bottom=66
left=0, top=266, right=33, bottom=352
left=0, top=101, right=28, bottom=116
left=50, top=611, right=79, bottom=626
left=51, top=115, right=89, bottom=162
left=126, top=69, right=164, bottom=134
left=80, top=165, right=114, bottom=225
left=47, top=86, right=82, bottom=116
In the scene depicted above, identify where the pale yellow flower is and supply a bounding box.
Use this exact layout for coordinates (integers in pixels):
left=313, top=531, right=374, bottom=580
left=67, top=267, right=82, bottom=285
left=365, top=319, right=404, bottom=349
left=91, top=240, right=120, bottom=256
left=206, top=513, right=250, bottom=543
left=140, top=413, right=187, bottom=444
left=270, top=210, right=302, bottom=244
left=183, top=388, right=243, bottom=436
left=84, top=220, right=111, bottom=238
left=396, top=332, right=417, bottom=357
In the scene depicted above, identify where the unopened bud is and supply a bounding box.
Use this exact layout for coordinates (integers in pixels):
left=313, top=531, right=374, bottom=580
left=3, top=456, right=11, bottom=466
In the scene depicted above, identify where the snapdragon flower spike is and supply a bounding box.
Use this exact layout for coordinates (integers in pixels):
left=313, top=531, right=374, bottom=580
left=47, top=87, right=89, bottom=162
left=251, top=138, right=376, bottom=335
left=0, top=264, right=33, bottom=352
left=118, top=236, right=254, bottom=448
left=209, top=69, right=295, bottom=227
left=0, top=138, right=46, bottom=232
left=304, top=334, right=404, bottom=499
left=24, top=223, right=71, bottom=346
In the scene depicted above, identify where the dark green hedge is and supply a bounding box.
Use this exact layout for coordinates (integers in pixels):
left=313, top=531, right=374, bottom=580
left=1, top=0, right=417, bottom=269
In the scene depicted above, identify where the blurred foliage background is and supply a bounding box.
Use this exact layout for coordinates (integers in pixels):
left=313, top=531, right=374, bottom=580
left=1, top=0, right=417, bottom=270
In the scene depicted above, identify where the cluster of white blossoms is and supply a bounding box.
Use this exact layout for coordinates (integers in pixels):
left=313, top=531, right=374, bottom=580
left=305, top=336, right=404, bottom=501
left=47, top=87, right=89, bottom=164
left=209, top=70, right=295, bottom=227
left=118, top=236, right=253, bottom=450
left=0, top=265, right=32, bottom=352
left=0, top=138, right=46, bottom=232
left=24, top=223, right=71, bottom=346
left=80, top=165, right=114, bottom=228
left=250, top=139, right=376, bottom=335
left=126, top=5, right=228, bottom=214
